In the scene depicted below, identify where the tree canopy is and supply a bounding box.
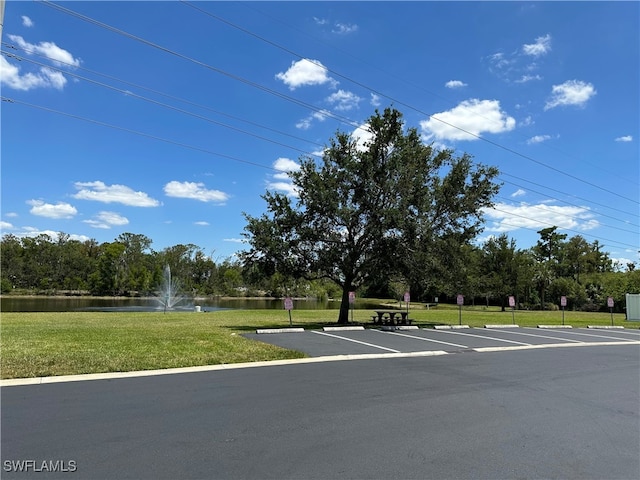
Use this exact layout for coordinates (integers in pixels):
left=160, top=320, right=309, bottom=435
left=241, top=108, right=501, bottom=323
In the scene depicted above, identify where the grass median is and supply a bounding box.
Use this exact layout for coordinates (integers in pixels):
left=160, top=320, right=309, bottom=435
left=1, top=306, right=634, bottom=379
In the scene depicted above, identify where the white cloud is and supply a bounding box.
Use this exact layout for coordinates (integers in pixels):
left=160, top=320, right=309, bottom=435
left=445, top=80, right=467, bottom=89
left=266, top=181, right=299, bottom=197
left=522, top=34, right=552, bottom=57
left=313, top=17, right=328, bottom=26
left=13, top=228, right=90, bottom=243
left=1, top=35, right=80, bottom=91
left=83, top=211, right=129, bottom=229
left=484, top=202, right=599, bottom=233
left=224, top=238, right=244, bottom=244
left=1, top=221, right=15, bottom=231
left=333, top=23, right=358, bottom=35
left=420, top=99, right=516, bottom=141
left=326, top=89, right=361, bottom=111
left=273, top=157, right=301, bottom=173
left=296, top=109, right=330, bottom=130
left=7, top=35, right=81, bottom=67
left=615, top=135, right=633, bottom=142
left=275, top=58, right=336, bottom=90
left=267, top=158, right=301, bottom=196
left=370, top=93, right=381, bottom=107
left=527, top=134, right=553, bottom=145
left=27, top=200, right=77, bottom=219
left=511, top=189, right=527, bottom=198
left=194, top=221, right=210, bottom=226
left=73, top=181, right=160, bottom=207
left=22, top=16, right=34, bottom=27
left=545, top=80, right=596, bottom=110
left=163, top=181, right=229, bottom=203
left=0, top=56, right=67, bottom=91
left=351, top=123, right=375, bottom=152
left=515, top=74, right=542, bottom=83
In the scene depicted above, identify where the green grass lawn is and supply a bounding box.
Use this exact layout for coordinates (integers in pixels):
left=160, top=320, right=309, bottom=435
left=1, top=305, right=635, bottom=379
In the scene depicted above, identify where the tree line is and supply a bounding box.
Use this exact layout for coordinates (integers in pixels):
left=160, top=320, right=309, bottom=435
left=2, top=109, right=637, bottom=320
left=1, top=227, right=636, bottom=314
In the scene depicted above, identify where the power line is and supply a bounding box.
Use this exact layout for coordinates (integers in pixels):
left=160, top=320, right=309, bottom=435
left=37, top=1, right=639, bottom=207
left=1, top=48, right=322, bottom=158
left=239, top=1, right=639, bottom=190
left=5, top=41, right=636, bottom=229
left=1, top=96, right=278, bottom=172
left=1, top=40, right=328, bottom=152
left=8, top=2, right=638, bottom=252
left=180, top=0, right=638, bottom=206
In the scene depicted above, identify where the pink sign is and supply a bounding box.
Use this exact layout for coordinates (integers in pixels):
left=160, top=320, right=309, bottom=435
left=404, top=292, right=410, bottom=303
left=509, top=296, right=515, bottom=308
left=284, top=297, right=294, bottom=310
left=349, top=291, right=356, bottom=304
left=456, top=294, right=464, bottom=306
left=561, top=296, right=567, bottom=307
left=607, top=297, right=614, bottom=308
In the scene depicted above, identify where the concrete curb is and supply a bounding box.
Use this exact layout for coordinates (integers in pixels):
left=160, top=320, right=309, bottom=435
left=587, top=325, right=624, bottom=329
left=538, top=325, right=573, bottom=329
left=256, top=328, right=305, bottom=334
left=485, top=324, right=519, bottom=328
left=323, top=326, right=365, bottom=332
left=395, top=326, right=419, bottom=330
left=434, top=325, right=470, bottom=330
left=0, top=351, right=450, bottom=387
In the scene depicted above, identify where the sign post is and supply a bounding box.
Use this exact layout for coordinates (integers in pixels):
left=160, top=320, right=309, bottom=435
left=561, top=296, right=567, bottom=326
left=284, top=297, right=294, bottom=326
left=456, top=294, right=464, bottom=325
left=349, top=291, right=356, bottom=323
left=509, top=295, right=516, bottom=325
left=404, top=291, right=410, bottom=317
left=607, top=297, right=614, bottom=326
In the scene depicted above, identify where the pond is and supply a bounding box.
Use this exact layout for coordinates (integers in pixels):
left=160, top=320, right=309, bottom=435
left=0, top=296, right=386, bottom=312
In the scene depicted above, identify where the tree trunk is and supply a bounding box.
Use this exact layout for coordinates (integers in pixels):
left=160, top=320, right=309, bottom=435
left=337, top=286, right=351, bottom=324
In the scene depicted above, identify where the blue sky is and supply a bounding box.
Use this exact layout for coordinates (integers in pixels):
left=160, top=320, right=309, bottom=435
left=1, top=1, right=638, bottom=267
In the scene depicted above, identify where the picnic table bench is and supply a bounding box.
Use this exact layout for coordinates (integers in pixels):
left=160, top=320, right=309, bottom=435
left=371, top=310, right=412, bottom=326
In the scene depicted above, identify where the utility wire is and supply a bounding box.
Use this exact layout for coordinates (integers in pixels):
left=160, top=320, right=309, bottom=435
left=5, top=42, right=636, bottom=226
left=10, top=2, right=639, bottom=249
left=5, top=95, right=638, bottom=252
left=37, top=0, right=360, bottom=130
left=1, top=96, right=278, bottom=172
left=1, top=40, right=328, bottom=152
left=181, top=0, right=639, bottom=206
left=1, top=49, right=321, bottom=158
left=240, top=1, right=639, bottom=190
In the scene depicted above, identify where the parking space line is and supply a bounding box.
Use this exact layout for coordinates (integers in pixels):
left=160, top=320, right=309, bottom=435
left=373, top=329, right=469, bottom=348
left=486, top=328, right=583, bottom=343
left=433, top=329, right=532, bottom=346
left=311, top=331, right=400, bottom=353
left=522, top=328, right=639, bottom=342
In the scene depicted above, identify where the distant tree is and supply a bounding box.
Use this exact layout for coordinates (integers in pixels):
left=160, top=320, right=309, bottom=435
left=479, top=234, right=518, bottom=310
left=242, top=108, right=500, bottom=323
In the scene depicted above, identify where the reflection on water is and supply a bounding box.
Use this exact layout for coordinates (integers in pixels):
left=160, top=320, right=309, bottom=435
left=0, top=296, right=383, bottom=312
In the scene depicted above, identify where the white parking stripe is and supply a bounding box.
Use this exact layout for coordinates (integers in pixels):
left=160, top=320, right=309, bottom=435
left=373, top=329, right=468, bottom=348
left=522, top=328, right=638, bottom=342
left=311, top=331, right=400, bottom=353
left=486, top=328, right=583, bottom=343
left=433, top=329, right=532, bottom=346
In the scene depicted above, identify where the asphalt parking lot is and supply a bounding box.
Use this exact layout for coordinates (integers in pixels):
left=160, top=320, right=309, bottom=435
left=244, top=326, right=640, bottom=358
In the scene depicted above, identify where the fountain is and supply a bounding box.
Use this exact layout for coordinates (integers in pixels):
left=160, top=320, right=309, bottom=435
left=154, top=265, right=188, bottom=312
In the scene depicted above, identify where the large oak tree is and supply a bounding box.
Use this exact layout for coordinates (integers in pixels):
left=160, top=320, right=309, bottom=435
left=241, top=108, right=500, bottom=323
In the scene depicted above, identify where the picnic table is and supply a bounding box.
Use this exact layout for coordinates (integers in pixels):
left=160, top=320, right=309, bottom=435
left=372, top=310, right=412, bottom=326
